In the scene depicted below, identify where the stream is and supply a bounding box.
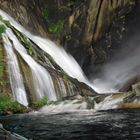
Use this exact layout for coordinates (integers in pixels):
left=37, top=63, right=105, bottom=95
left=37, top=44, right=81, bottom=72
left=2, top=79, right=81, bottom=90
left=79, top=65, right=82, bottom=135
left=1, top=109, right=140, bottom=140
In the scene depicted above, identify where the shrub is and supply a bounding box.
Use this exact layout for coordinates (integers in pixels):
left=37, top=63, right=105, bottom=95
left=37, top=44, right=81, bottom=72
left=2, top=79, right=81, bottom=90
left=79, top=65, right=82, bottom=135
left=48, top=19, right=64, bottom=34
left=32, top=96, right=48, bottom=109
left=0, top=93, right=27, bottom=114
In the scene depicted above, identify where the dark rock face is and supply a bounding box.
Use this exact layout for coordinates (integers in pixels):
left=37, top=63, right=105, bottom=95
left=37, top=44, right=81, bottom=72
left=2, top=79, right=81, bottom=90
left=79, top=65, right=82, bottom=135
left=0, top=0, right=138, bottom=74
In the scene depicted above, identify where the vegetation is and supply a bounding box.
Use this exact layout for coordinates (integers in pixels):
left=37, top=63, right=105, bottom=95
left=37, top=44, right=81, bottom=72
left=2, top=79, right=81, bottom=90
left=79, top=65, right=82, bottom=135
left=0, top=93, right=27, bottom=115
left=0, top=24, right=6, bottom=38
left=42, top=6, right=49, bottom=21
left=48, top=19, right=64, bottom=34
left=28, top=45, right=33, bottom=55
left=42, top=6, right=65, bottom=34
left=31, top=96, right=48, bottom=109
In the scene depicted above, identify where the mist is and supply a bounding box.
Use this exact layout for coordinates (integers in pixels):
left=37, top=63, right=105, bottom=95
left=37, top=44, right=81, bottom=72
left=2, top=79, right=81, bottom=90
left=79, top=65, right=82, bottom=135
left=91, top=34, right=140, bottom=93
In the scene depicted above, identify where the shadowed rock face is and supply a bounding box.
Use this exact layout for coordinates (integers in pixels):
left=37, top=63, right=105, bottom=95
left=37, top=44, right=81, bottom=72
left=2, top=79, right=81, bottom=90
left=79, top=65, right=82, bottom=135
left=0, top=0, right=138, bottom=72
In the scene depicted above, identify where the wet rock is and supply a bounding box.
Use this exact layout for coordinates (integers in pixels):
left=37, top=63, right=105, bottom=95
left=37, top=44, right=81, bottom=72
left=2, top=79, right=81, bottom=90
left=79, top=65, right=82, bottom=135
left=0, top=124, right=27, bottom=140
left=119, top=76, right=139, bottom=92
left=132, top=82, right=140, bottom=96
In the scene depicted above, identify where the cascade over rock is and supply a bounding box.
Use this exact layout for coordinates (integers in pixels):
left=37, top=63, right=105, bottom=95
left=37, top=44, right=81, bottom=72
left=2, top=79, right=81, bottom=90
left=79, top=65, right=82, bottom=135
left=0, top=11, right=96, bottom=108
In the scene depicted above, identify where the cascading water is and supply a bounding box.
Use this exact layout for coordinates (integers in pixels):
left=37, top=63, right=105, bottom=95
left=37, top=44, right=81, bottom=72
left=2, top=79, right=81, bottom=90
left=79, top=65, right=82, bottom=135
left=1, top=9, right=133, bottom=111
left=0, top=8, right=129, bottom=112
left=2, top=34, right=28, bottom=106
left=0, top=9, right=94, bottom=108
left=0, top=9, right=94, bottom=90
left=5, top=27, right=57, bottom=101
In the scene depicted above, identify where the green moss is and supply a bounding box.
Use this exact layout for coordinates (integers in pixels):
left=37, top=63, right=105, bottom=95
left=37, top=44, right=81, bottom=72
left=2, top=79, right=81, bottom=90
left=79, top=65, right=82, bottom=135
left=48, top=19, right=64, bottom=34
left=0, top=24, right=6, bottom=38
left=32, top=96, right=48, bottom=109
left=28, top=45, right=33, bottom=55
left=8, top=26, right=34, bottom=56
left=0, top=24, right=6, bottom=33
left=0, top=93, right=27, bottom=114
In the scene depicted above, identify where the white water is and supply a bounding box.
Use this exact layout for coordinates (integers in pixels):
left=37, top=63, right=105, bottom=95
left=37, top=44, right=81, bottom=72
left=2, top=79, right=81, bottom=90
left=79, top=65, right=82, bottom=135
left=2, top=34, right=28, bottom=106
left=39, top=99, right=87, bottom=113
left=5, top=27, right=57, bottom=101
left=94, top=95, right=123, bottom=111
left=0, top=10, right=96, bottom=91
left=56, top=77, right=67, bottom=97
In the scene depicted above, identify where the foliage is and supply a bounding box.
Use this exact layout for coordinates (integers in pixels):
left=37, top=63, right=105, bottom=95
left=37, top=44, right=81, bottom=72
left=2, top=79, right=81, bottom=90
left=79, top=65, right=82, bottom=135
left=32, top=96, right=48, bottom=109
left=0, top=24, right=6, bottom=38
left=42, top=6, right=65, bottom=34
left=0, top=94, right=27, bottom=114
left=48, top=19, right=64, bottom=34
left=42, top=6, right=49, bottom=21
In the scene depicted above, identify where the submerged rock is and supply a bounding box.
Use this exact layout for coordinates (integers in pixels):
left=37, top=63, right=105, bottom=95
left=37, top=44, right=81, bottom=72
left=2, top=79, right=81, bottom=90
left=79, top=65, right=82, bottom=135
left=0, top=124, right=27, bottom=140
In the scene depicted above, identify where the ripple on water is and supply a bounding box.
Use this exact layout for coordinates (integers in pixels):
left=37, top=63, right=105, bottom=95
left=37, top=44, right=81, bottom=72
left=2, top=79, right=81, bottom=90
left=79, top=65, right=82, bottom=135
left=1, top=109, right=140, bottom=140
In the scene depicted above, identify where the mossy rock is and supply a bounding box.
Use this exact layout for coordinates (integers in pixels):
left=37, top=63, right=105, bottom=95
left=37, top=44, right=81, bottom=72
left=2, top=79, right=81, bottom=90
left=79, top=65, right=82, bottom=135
left=0, top=93, right=27, bottom=115
left=31, top=96, right=48, bottom=110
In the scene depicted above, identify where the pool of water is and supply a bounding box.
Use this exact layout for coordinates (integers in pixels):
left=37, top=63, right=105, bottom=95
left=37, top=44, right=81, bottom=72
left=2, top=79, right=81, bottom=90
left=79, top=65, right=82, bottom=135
left=0, top=109, right=140, bottom=140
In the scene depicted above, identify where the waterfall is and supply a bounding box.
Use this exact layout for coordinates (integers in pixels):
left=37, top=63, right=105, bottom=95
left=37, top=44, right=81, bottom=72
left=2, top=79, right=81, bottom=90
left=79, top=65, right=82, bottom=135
left=0, top=9, right=133, bottom=111
left=0, top=9, right=98, bottom=107
left=2, top=34, right=28, bottom=106
left=0, top=10, right=95, bottom=90
left=5, top=27, right=57, bottom=101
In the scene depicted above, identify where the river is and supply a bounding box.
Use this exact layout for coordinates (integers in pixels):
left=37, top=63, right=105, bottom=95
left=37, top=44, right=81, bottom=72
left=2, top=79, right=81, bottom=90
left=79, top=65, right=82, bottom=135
left=0, top=109, right=140, bottom=140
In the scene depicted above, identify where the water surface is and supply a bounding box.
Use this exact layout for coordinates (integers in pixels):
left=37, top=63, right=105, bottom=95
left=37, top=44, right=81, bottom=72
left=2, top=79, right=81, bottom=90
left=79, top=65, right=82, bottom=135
left=0, top=109, right=140, bottom=140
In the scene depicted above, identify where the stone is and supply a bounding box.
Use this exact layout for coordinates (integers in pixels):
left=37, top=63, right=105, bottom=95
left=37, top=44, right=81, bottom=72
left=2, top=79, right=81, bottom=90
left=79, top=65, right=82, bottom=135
left=0, top=127, right=28, bottom=140
left=132, top=82, right=140, bottom=96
